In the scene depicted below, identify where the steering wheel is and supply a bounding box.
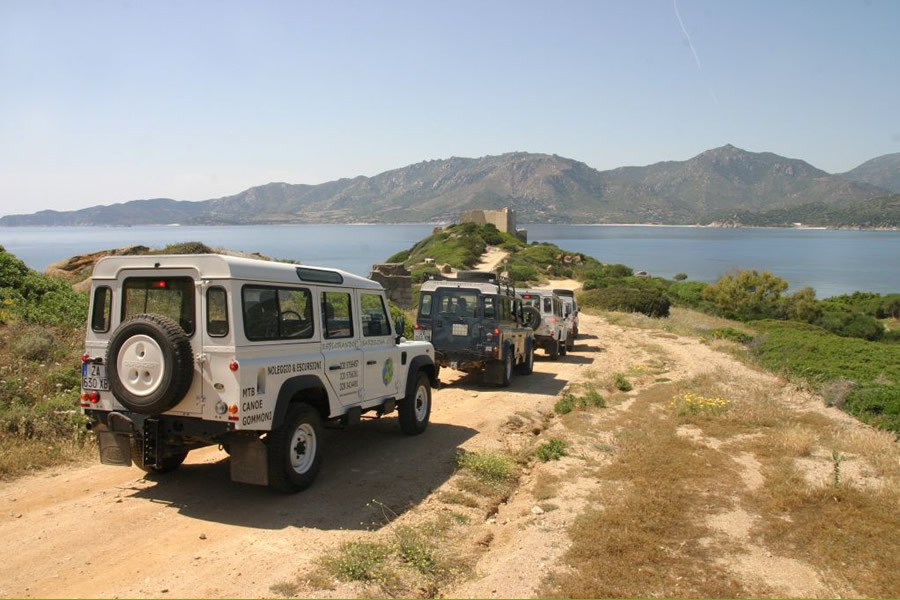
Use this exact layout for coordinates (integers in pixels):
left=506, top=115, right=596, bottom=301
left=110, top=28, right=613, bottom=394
left=281, top=310, right=302, bottom=321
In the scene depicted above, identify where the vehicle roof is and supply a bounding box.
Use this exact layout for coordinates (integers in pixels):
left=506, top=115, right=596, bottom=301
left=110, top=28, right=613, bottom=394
left=420, top=279, right=510, bottom=294
left=91, top=254, right=382, bottom=289
left=516, top=288, right=559, bottom=298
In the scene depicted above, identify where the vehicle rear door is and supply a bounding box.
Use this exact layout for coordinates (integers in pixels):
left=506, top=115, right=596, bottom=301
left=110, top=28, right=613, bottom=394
left=431, top=289, right=481, bottom=356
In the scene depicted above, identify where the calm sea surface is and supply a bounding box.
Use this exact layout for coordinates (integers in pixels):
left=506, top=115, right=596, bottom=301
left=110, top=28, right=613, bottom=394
left=2, top=224, right=898, bottom=298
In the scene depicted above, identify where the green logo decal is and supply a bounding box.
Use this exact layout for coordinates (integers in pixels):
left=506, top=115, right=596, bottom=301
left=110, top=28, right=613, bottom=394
left=382, top=357, right=394, bottom=386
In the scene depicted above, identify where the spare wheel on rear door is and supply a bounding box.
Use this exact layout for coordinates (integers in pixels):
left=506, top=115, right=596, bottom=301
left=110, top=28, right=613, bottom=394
left=106, top=314, right=195, bottom=415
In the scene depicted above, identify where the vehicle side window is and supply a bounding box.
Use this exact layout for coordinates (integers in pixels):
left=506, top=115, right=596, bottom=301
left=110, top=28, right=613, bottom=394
left=322, top=291, right=353, bottom=339
left=483, top=296, right=496, bottom=319
left=91, top=286, right=111, bottom=333
left=206, top=287, right=228, bottom=337
left=501, top=297, right=512, bottom=321
left=418, top=292, right=433, bottom=321
left=278, top=289, right=314, bottom=338
left=242, top=286, right=313, bottom=341
left=123, top=277, right=195, bottom=335
left=543, top=297, right=552, bottom=313
left=361, top=293, right=391, bottom=337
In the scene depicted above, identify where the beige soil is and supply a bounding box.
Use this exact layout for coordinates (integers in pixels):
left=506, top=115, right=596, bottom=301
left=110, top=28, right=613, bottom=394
left=0, top=306, right=890, bottom=598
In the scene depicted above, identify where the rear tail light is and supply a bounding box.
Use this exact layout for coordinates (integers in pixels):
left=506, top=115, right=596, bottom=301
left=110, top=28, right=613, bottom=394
left=413, top=323, right=421, bottom=330
left=229, top=360, right=239, bottom=371
left=80, top=392, right=100, bottom=403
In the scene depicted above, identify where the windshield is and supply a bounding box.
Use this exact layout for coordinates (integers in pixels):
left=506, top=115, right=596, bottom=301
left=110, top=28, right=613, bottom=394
left=436, top=290, right=478, bottom=318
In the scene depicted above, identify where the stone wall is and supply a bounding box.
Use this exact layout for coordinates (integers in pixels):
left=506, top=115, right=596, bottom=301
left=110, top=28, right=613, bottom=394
left=459, top=207, right=527, bottom=242
left=369, top=263, right=413, bottom=308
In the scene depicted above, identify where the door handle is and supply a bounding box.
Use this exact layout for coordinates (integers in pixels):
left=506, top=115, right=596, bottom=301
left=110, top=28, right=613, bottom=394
left=329, top=365, right=341, bottom=371
left=366, top=360, right=377, bottom=365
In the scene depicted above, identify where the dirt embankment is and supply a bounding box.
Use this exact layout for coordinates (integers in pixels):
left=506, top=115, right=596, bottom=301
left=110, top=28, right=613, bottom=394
left=1, top=311, right=897, bottom=598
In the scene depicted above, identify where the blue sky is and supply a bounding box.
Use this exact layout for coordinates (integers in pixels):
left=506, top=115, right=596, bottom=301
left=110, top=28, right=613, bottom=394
left=1, top=0, right=898, bottom=214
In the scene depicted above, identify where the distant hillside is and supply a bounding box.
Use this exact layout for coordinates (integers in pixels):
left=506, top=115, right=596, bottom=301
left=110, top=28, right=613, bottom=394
left=1, top=146, right=891, bottom=226
left=703, top=194, right=900, bottom=229
left=839, top=153, right=900, bottom=194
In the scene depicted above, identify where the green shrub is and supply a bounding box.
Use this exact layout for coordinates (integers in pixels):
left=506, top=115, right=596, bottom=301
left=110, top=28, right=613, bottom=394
left=701, top=269, right=788, bottom=320
left=554, top=393, right=577, bottom=415
left=506, top=263, right=539, bottom=283
left=10, top=329, right=55, bottom=361
left=535, top=439, right=568, bottom=462
left=410, top=264, right=441, bottom=283
left=816, top=308, right=884, bottom=341
left=751, top=320, right=900, bottom=432
left=579, top=287, right=670, bottom=318
left=674, top=273, right=688, bottom=281
left=780, top=287, right=822, bottom=323
left=0, top=248, right=89, bottom=327
left=155, top=241, right=213, bottom=254
left=614, top=373, right=633, bottom=392
left=455, top=450, right=517, bottom=483
left=666, top=281, right=709, bottom=308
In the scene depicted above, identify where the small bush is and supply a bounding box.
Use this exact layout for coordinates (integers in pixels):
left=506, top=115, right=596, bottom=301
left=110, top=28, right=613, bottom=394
left=535, top=439, right=568, bottom=462
left=579, top=287, right=670, bottom=318
left=674, top=273, right=688, bottom=281
left=506, top=263, right=539, bottom=283
left=709, top=327, right=754, bottom=344
left=701, top=269, right=788, bottom=320
left=455, top=450, right=516, bottom=484
left=10, top=329, right=55, bottom=361
left=321, top=541, right=391, bottom=582
left=155, top=241, right=213, bottom=254
left=613, top=373, right=633, bottom=392
left=554, top=393, right=577, bottom=415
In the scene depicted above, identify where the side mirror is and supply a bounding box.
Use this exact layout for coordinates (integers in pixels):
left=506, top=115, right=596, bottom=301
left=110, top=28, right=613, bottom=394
left=394, top=315, right=406, bottom=342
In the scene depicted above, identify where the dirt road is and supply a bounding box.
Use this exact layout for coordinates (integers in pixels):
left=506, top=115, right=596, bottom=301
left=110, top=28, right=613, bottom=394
left=1, top=310, right=894, bottom=598
left=0, top=316, right=591, bottom=599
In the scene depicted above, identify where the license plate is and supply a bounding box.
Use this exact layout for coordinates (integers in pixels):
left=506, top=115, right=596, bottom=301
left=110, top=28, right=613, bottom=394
left=452, top=323, right=468, bottom=336
left=82, top=362, right=109, bottom=391
left=414, top=329, right=432, bottom=341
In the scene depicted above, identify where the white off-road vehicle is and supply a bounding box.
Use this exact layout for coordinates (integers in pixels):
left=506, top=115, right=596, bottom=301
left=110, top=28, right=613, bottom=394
left=80, top=254, right=437, bottom=492
left=518, top=289, right=569, bottom=360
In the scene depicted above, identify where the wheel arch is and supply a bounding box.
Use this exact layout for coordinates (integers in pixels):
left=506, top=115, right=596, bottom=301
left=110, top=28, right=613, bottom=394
left=272, top=375, right=333, bottom=430
left=405, top=355, right=437, bottom=399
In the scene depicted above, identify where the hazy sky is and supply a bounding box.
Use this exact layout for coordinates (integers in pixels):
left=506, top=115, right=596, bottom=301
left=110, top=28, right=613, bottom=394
left=1, top=0, right=898, bottom=215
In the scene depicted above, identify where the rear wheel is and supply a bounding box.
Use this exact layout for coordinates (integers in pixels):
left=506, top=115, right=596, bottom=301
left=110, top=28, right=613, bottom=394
left=498, top=348, right=513, bottom=388
left=266, top=403, right=323, bottom=493
left=131, top=440, right=187, bottom=474
left=566, top=334, right=574, bottom=351
left=516, top=342, right=534, bottom=375
left=548, top=340, right=559, bottom=360
left=559, top=336, right=567, bottom=357
left=399, top=372, right=431, bottom=435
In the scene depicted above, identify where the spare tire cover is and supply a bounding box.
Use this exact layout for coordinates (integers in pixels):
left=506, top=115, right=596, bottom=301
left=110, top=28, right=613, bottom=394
left=106, top=314, right=194, bottom=415
left=522, top=306, right=542, bottom=331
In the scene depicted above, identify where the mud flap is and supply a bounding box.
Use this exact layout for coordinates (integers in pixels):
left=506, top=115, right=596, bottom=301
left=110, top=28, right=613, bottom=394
left=483, top=360, right=504, bottom=385
left=230, top=438, right=269, bottom=486
left=96, top=427, right=133, bottom=466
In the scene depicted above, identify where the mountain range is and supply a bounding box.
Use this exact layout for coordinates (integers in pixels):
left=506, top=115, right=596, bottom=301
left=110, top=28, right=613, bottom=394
left=2, top=145, right=898, bottom=227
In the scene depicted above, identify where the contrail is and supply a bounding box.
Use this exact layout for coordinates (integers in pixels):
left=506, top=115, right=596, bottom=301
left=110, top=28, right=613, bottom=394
left=673, top=0, right=718, bottom=104
left=673, top=0, right=703, bottom=71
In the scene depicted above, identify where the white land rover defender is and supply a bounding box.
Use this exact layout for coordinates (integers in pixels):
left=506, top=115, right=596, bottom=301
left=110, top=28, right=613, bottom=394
left=80, top=254, right=438, bottom=493
left=518, top=289, right=569, bottom=360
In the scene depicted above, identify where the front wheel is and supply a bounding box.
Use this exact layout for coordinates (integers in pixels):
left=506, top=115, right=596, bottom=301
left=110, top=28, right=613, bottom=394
left=548, top=340, right=560, bottom=361
left=399, top=372, right=431, bottom=435
left=566, top=334, right=574, bottom=351
left=266, top=403, right=323, bottom=493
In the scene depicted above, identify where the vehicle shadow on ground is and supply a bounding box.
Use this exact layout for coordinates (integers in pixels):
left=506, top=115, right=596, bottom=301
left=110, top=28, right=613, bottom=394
left=571, top=343, right=604, bottom=353
left=439, top=367, right=575, bottom=397
left=128, top=419, right=476, bottom=531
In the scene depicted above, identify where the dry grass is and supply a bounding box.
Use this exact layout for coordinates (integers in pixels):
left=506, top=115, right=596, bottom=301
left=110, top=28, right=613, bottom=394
left=546, top=385, right=748, bottom=598
left=532, top=472, right=560, bottom=500
left=750, top=460, right=900, bottom=597
left=438, top=490, right=480, bottom=508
